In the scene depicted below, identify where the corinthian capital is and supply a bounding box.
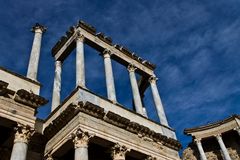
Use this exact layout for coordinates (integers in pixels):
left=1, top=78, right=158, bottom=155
left=148, top=76, right=158, bottom=84
left=76, top=32, right=85, bottom=42
left=31, top=23, right=47, bottom=33
left=70, top=128, right=94, bottom=148
left=145, top=156, right=157, bottom=160
left=14, top=123, right=35, bottom=144
left=103, top=49, right=112, bottom=58
left=127, top=64, right=136, bottom=72
left=111, top=143, right=130, bottom=160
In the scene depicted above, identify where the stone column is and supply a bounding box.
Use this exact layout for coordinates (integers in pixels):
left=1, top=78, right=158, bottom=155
left=234, top=127, right=240, bottom=136
left=149, top=76, right=169, bottom=126
left=195, top=139, right=207, bottom=160
left=102, top=49, right=117, bottom=103
left=10, top=124, right=34, bottom=160
left=51, top=60, right=62, bottom=111
left=127, top=64, right=143, bottom=115
left=71, top=128, right=93, bottom=160
left=27, top=23, right=46, bottom=80
left=76, top=33, right=85, bottom=87
left=215, top=134, right=232, bottom=160
left=111, top=143, right=129, bottom=160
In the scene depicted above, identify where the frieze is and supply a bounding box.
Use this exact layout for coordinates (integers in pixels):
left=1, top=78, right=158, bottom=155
left=77, top=20, right=96, bottom=35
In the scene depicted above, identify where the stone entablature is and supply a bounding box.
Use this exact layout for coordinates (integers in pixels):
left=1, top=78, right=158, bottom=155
left=51, top=20, right=155, bottom=76
left=43, top=100, right=181, bottom=151
left=184, top=115, right=240, bottom=139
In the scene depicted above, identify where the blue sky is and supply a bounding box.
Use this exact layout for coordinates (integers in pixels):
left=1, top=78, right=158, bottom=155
left=0, top=0, right=240, bottom=150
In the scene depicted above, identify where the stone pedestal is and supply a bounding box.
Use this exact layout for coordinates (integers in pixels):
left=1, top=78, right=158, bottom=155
left=149, top=76, right=169, bottom=126
left=10, top=124, right=34, bottom=160
left=127, top=64, right=143, bottom=115
left=103, top=49, right=117, bottom=102
left=27, top=23, right=46, bottom=80
left=111, top=143, right=129, bottom=160
left=76, top=33, right=85, bottom=87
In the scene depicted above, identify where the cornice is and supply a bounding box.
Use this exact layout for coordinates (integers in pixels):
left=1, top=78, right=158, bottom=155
left=44, top=101, right=181, bottom=151
left=184, top=114, right=240, bottom=134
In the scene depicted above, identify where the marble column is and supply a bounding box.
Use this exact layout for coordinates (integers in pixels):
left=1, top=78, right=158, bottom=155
left=51, top=60, right=62, bottom=111
left=127, top=64, right=143, bottom=115
left=10, top=124, right=34, bottom=160
left=102, top=49, right=117, bottom=102
left=27, top=23, right=46, bottom=80
left=149, top=76, right=169, bottom=126
left=111, top=143, right=129, bottom=160
left=195, top=139, right=207, bottom=160
left=71, top=128, right=93, bottom=160
left=215, top=134, right=232, bottom=160
left=234, top=127, right=240, bottom=136
left=76, top=33, right=86, bottom=87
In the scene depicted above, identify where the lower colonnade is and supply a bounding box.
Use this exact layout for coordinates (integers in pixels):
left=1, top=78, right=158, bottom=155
left=194, top=127, right=240, bottom=160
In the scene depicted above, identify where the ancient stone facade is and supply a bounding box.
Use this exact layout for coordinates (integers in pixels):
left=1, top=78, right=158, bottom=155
left=0, top=21, right=181, bottom=160
left=183, top=115, right=240, bottom=160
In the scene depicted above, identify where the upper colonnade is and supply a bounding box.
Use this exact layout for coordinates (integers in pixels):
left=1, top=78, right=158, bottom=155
left=50, top=20, right=169, bottom=127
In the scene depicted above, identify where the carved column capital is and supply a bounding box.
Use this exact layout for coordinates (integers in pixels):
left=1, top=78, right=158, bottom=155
left=214, top=133, right=222, bottom=139
left=14, top=123, right=35, bottom=144
left=76, top=32, right=85, bottom=42
left=70, top=128, right=94, bottom=148
left=111, top=143, right=130, bottom=160
left=194, top=138, right=202, bottom=143
left=31, top=23, right=47, bottom=33
left=145, top=156, right=157, bottom=160
left=127, top=64, right=136, bottom=72
left=148, top=76, right=158, bottom=84
left=103, top=49, right=112, bottom=58
left=45, top=154, right=54, bottom=160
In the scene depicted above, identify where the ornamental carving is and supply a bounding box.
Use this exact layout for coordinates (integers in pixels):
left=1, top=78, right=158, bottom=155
left=103, top=49, right=112, bottom=58
left=182, top=147, right=197, bottom=160
left=31, top=23, right=47, bottom=33
left=70, top=128, right=94, bottom=148
left=14, top=123, right=34, bottom=144
left=127, top=64, right=136, bottom=72
left=76, top=32, right=85, bottom=42
left=111, top=143, right=130, bottom=160
left=145, top=156, right=157, bottom=160
left=148, top=76, right=158, bottom=84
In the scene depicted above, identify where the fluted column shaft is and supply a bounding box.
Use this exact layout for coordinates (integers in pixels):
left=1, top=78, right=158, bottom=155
left=149, top=76, right=169, bottom=126
left=127, top=64, right=143, bottom=115
left=76, top=33, right=85, bottom=87
left=72, top=128, right=93, bottom=160
left=51, top=61, right=62, bottom=111
left=27, top=23, right=46, bottom=80
left=216, top=134, right=232, bottom=160
left=10, top=124, right=34, bottom=160
left=195, top=139, right=207, bottom=160
left=103, top=49, right=117, bottom=102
